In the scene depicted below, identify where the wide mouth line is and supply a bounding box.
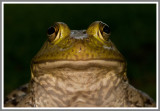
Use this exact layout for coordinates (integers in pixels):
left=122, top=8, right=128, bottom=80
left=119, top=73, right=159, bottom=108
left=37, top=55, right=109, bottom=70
left=32, top=59, right=125, bottom=64
left=31, top=59, right=126, bottom=72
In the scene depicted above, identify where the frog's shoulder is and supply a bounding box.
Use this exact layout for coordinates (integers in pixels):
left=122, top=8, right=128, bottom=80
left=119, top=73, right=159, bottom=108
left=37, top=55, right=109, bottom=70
left=4, top=84, right=28, bottom=107
left=126, top=84, right=156, bottom=107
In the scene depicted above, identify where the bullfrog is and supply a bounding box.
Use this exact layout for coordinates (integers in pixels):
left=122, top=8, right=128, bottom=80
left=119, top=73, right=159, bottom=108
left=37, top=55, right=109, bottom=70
left=4, top=21, right=155, bottom=107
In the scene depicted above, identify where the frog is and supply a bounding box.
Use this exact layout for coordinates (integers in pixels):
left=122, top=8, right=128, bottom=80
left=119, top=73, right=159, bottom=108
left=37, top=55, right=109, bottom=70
left=4, top=21, right=156, bottom=107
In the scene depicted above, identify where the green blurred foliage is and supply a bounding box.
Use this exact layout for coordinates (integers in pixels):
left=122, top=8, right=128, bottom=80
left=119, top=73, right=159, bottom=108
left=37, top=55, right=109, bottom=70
left=4, top=4, right=156, bottom=100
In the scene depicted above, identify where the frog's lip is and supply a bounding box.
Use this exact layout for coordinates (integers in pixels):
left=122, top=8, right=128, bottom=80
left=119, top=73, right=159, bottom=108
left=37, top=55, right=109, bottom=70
left=32, top=59, right=126, bottom=70
left=32, top=59, right=125, bottom=64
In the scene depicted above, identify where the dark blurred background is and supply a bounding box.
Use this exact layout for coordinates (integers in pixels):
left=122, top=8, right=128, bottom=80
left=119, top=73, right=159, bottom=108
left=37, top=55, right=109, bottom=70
left=4, top=4, right=156, bottom=101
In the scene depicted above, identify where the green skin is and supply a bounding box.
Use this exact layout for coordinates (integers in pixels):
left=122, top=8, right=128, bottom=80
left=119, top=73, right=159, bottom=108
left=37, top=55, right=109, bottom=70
left=32, top=21, right=125, bottom=63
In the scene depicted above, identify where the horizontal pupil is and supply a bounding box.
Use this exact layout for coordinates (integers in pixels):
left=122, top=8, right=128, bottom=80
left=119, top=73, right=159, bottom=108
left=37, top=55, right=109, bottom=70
left=48, top=26, right=55, bottom=35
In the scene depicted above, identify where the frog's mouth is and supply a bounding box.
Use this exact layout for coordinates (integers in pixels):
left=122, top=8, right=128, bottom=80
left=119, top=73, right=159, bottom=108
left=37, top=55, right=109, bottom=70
left=31, top=60, right=126, bottom=75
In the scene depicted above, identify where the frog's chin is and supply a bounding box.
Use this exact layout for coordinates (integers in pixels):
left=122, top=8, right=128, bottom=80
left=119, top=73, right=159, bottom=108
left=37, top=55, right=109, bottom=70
left=31, top=60, right=126, bottom=73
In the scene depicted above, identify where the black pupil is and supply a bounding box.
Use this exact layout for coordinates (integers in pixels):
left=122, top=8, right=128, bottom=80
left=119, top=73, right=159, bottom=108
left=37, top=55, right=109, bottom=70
left=47, top=26, right=55, bottom=35
left=103, top=25, right=110, bottom=34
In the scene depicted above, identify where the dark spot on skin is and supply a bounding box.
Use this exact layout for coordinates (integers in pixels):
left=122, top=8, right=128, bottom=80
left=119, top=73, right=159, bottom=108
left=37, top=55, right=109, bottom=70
left=12, top=99, right=18, bottom=106
left=21, top=86, right=28, bottom=93
left=71, top=96, right=78, bottom=102
left=13, top=94, right=17, bottom=97
left=86, top=53, right=89, bottom=58
left=82, top=94, right=87, bottom=98
left=145, top=99, right=152, bottom=105
left=91, top=54, right=94, bottom=58
left=67, top=39, right=70, bottom=43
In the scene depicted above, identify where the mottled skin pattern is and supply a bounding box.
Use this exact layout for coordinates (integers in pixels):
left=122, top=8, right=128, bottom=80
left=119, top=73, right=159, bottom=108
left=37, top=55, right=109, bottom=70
left=4, top=21, right=156, bottom=107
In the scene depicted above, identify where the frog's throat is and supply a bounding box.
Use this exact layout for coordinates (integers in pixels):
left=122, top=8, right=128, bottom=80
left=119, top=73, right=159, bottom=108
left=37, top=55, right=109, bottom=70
left=30, top=60, right=127, bottom=92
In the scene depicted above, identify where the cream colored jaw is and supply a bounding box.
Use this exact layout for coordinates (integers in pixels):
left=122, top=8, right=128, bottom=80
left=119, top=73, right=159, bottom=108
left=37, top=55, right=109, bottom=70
left=32, top=60, right=125, bottom=71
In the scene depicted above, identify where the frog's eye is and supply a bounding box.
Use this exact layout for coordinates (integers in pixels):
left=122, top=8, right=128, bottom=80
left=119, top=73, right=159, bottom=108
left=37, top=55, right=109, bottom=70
left=47, top=24, right=58, bottom=42
left=86, top=21, right=111, bottom=42
left=103, top=25, right=110, bottom=34
left=99, top=22, right=111, bottom=41
left=47, top=22, right=70, bottom=44
left=47, top=26, right=55, bottom=35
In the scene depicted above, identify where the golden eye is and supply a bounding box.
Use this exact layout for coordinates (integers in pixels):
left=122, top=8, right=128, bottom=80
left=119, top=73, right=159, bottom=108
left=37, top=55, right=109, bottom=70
left=47, top=24, right=59, bottom=42
left=99, top=22, right=111, bottom=41
left=86, top=21, right=111, bottom=43
left=47, top=22, right=70, bottom=44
